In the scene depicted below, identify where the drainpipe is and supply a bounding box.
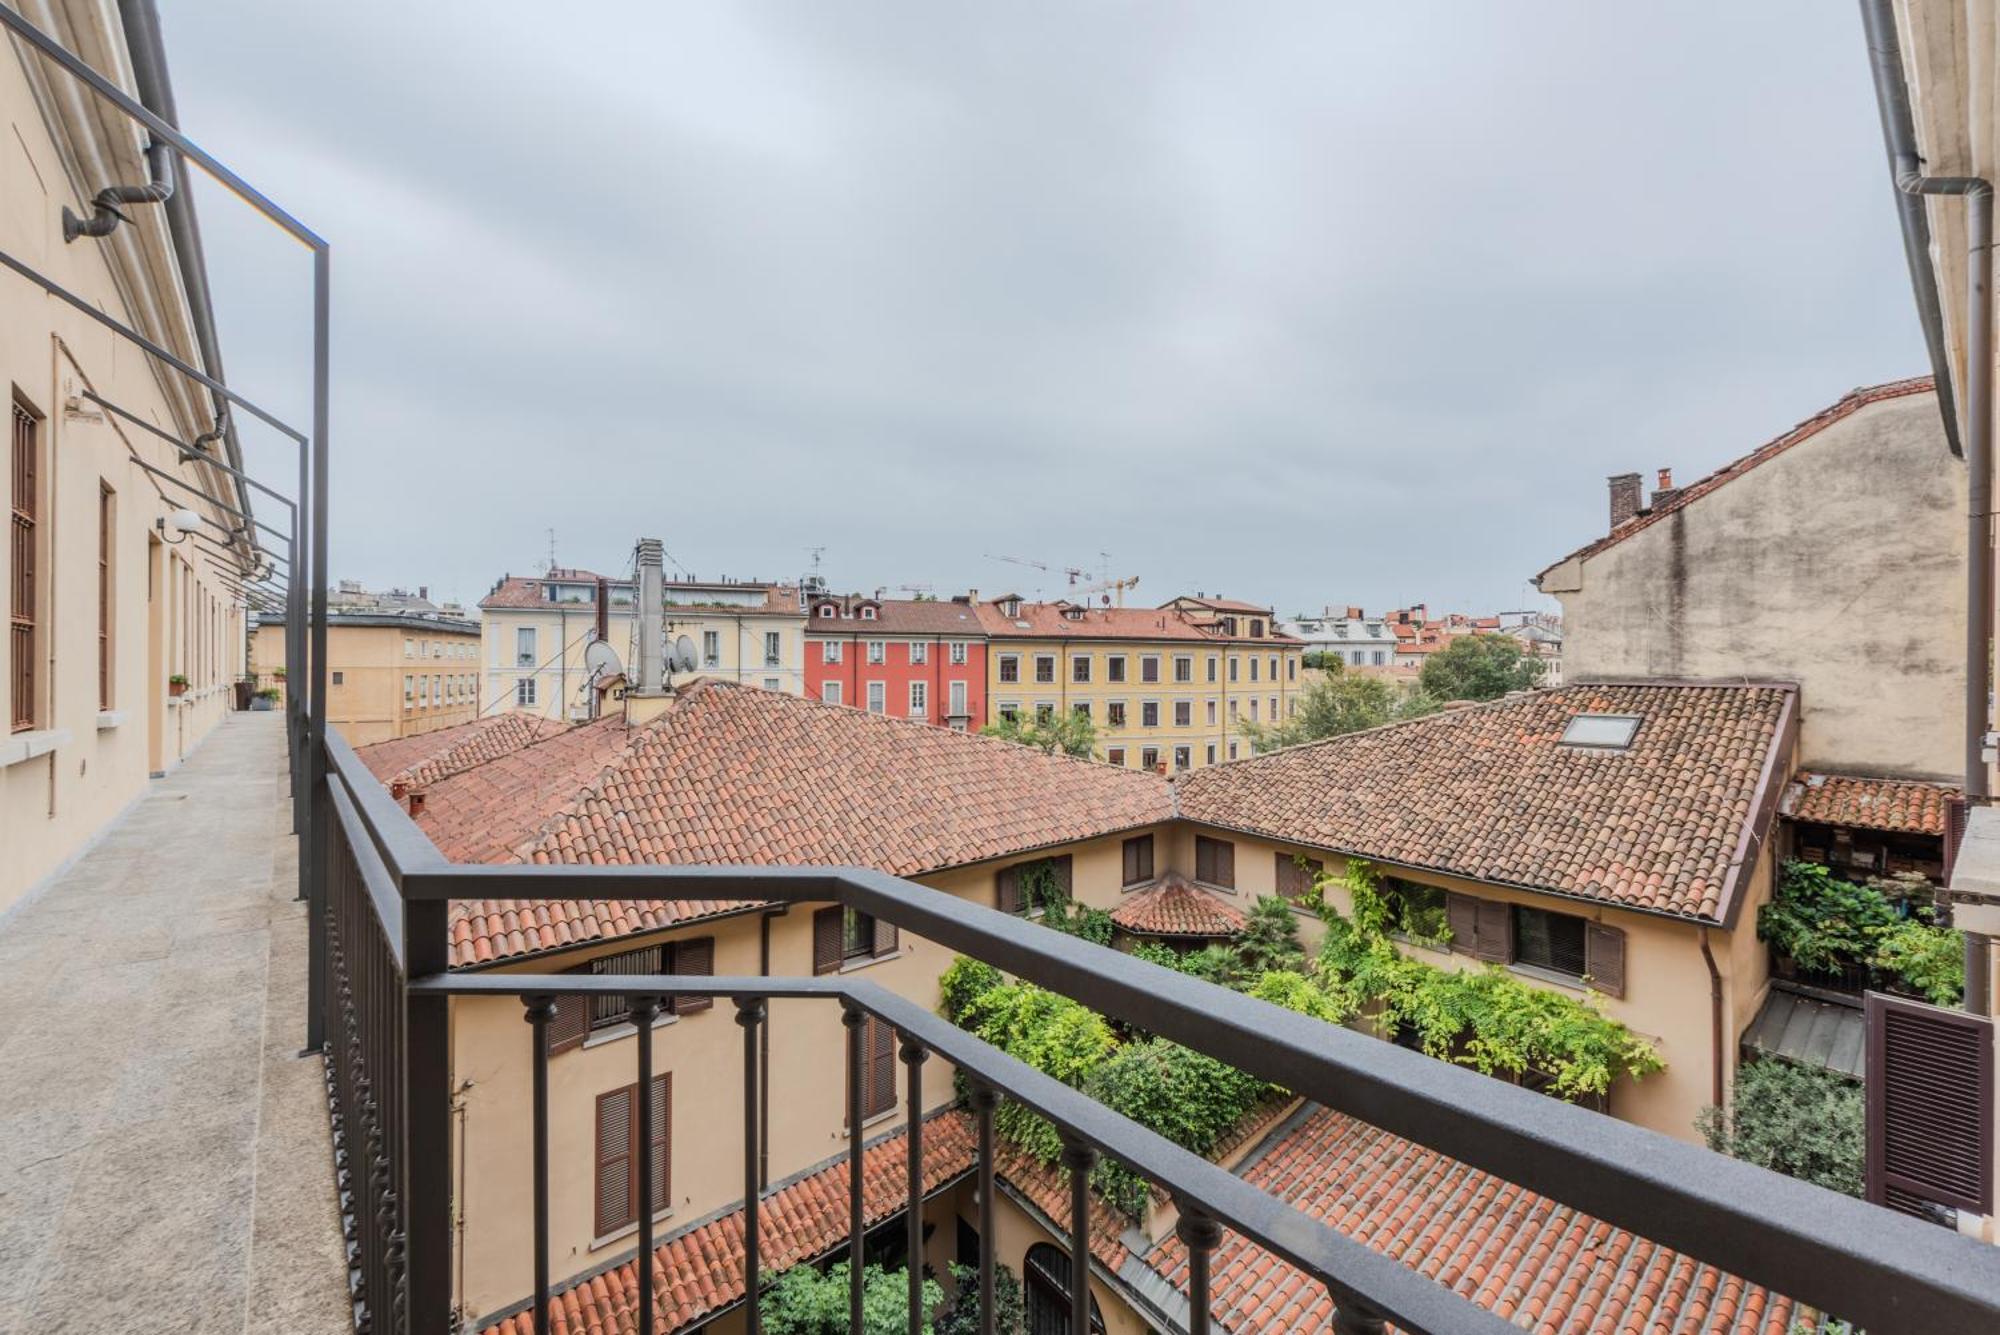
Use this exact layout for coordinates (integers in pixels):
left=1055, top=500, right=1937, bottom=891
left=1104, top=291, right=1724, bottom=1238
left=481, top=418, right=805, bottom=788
left=1698, top=929, right=1725, bottom=1109
left=1860, top=0, right=1994, bottom=1014
left=61, top=137, right=173, bottom=240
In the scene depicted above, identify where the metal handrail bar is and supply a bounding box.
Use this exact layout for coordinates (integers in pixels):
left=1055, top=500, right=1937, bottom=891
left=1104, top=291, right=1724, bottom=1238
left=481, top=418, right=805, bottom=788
left=82, top=390, right=299, bottom=513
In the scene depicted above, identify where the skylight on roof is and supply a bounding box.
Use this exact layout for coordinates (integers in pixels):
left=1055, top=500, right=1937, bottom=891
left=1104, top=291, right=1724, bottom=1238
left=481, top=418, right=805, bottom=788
left=1560, top=713, right=1641, bottom=750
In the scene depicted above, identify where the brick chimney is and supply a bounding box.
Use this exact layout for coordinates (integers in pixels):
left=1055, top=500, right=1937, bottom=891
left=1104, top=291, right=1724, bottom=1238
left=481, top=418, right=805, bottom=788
left=407, top=790, right=426, bottom=817
left=1607, top=473, right=1643, bottom=530
left=1651, top=467, right=1679, bottom=510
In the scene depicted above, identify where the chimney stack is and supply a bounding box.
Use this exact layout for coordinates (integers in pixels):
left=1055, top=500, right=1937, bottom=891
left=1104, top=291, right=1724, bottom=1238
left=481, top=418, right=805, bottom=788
left=1608, top=473, right=1643, bottom=530
left=635, top=537, right=665, bottom=695
left=1651, top=467, right=1679, bottom=510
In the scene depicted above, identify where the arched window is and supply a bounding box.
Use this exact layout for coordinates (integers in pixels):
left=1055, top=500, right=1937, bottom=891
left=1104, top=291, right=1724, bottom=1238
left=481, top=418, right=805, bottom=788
left=1022, top=1243, right=1104, bottom=1335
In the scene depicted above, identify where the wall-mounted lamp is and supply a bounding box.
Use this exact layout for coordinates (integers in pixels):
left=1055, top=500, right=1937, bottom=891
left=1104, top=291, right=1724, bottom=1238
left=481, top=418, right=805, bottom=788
left=156, top=508, right=201, bottom=545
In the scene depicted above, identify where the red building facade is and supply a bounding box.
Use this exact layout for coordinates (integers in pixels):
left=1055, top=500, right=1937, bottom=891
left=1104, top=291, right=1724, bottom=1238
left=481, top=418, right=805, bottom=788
left=803, top=594, right=989, bottom=729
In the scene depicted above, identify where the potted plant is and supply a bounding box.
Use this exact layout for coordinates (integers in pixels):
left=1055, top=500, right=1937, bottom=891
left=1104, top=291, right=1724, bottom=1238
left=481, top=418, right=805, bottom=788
left=251, top=686, right=281, bottom=712
left=273, top=666, right=286, bottom=680
left=168, top=673, right=189, bottom=698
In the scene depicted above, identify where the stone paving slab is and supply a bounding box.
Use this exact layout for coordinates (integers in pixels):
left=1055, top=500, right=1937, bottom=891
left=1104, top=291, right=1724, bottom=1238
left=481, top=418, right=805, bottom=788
left=0, top=714, right=349, bottom=1335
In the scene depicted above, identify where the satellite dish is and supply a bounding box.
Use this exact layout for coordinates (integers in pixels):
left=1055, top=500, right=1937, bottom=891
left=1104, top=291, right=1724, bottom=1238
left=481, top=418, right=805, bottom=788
left=672, top=634, right=698, bottom=674
left=583, top=638, right=624, bottom=679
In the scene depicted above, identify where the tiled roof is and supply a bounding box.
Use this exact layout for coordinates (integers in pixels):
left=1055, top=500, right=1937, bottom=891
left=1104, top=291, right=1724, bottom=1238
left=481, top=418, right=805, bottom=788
left=976, top=601, right=1299, bottom=647
left=991, top=1140, right=1135, bottom=1273
left=354, top=712, right=567, bottom=791
left=804, top=595, right=990, bottom=637
left=420, top=683, right=1172, bottom=965
left=1536, top=378, right=1936, bottom=582
left=1110, top=874, right=1246, bottom=937
left=482, top=575, right=800, bottom=615
left=1779, top=771, right=1956, bottom=836
left=1144, top=1104, right=1809, bottom=1333
left=1167, top=595, right=1272, bottom=614
left=1175, top=683, right=1796, bottom=922
left=480, top=1109, right=976, bottom=1335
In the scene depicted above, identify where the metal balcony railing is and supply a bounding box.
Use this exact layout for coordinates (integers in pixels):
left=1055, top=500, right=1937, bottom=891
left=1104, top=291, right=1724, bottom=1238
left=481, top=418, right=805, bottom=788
left=315, top=724, right=2000, bottom=1335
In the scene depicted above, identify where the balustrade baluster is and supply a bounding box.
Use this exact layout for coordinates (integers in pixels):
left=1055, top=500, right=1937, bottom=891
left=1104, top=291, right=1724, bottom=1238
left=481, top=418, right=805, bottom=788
left=900, top=1034, right=928, bottom=1335
left=736, top=999, right=766, bottom=1335
left=967, top=1082, right=1001, bottom=1335
left=522, top=996, right=556, bottom=1335
left=1058, top=1135, right=1098, bottom=1335
left=631, top=996, right=661, bottom=1335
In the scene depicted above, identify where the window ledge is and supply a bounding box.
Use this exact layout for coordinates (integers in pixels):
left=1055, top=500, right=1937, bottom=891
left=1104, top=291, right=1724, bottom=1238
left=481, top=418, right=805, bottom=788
left=0, top=728, right=71, bottom=768
left=839, top=951, right=898, bottom=975
left=589, top=1208, right=675, bottom=1253
left=95, top=710, right=127, bottom=730
left=1507, top=962, right=1588, bottom=993
left=581, top=1011, right=679, bottom=1050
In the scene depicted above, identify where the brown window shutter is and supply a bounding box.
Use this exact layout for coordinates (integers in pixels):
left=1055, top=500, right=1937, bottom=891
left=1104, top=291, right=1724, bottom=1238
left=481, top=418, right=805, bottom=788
left=813, top=907, right=843, bottom=975
left=1054, top=855, right=1074, bottom=896
left=1215, top=839, right=1235, bottom=889
left=671, top=937, right=714, bottom=1014
left=1944, top=795, right=1970, bottom=884
left=996, top=866, right=1022, bottom=915
left=1445, top=893, right=1479, bottom=954
left=546, top=967, right=590, bottom=1055
left=868, top=1017, right=898, bottom=1119
left=648, top=1073, right=671, bottom=1213
left=1472, top=899, right=1513, bottom=963
left=1123, top=835, right=1153, bottom=886
left=1584, top=924, right=1626, bottom=998
left=594, top=1086, right=634, bottom=1237
left=1866, top=992, right=1994, bottom=1214
left=873, top=914, right=899, bottom=958
left=1275, top=853, right=1323, bottom=902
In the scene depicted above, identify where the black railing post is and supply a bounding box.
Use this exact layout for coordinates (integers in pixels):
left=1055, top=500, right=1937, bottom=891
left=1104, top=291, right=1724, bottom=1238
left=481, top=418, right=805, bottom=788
left=1176, top=1211, right=1222, bottom=1335
left=1331, top=1288, right=1387, bottom=1335
left=841, top=1003, right=866, bottom=1333
left=1058, top=1135, right=1098, bottom=1335
left=631, top=997, right=662, bottom=1335
left=901, top=1033, right=928, bottom=1335
left=523, top=997, right=556, bottom=1335
left=404, top=895, right=451, bottom=1333
left=736, top=998, right=766, bottom=1335
left=967, top=1082, right=1001, bottom=1335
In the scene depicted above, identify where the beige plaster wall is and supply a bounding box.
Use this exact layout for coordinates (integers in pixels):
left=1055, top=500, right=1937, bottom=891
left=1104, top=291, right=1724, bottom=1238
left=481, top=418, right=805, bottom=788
left=252, top=620, right=480, bottom=745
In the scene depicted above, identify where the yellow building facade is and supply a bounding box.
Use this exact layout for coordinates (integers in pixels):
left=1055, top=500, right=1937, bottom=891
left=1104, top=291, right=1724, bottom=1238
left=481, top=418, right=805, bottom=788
left=479, top=568, right=806, bottom=722
left=252, top=612, right=482, bottom=745
left=976, top=596, right=1303, bottom=770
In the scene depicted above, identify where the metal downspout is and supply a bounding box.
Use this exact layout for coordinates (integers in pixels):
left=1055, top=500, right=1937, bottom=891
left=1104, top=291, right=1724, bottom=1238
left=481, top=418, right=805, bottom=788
left=1860, top=0, right=1995, bottom=1014
left=1699, top=929, right=1725, bottom=1109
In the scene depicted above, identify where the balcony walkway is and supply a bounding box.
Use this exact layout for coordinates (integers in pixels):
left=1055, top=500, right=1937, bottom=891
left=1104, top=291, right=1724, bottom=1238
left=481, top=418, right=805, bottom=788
left=0, top=712, right=350, bottom=1335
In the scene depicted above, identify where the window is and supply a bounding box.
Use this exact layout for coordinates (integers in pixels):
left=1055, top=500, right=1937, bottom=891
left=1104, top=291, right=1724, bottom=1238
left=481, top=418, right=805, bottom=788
left=1249, top=698, right=1259, bottom=722
left=516, top=677, right=537, bottom=707
left=1511, top=905, right=1589, bottom=979
left=1251, top=619, right=1265, bottom=638
left=1228, top=698, right=1238, bottom=719
left=593, top=1075, right=670, bottom=1238
left=1205, top=699, right=1217, bottom=725
left=849, top=1012, right=898, bottom=1122
left=866, top=681, right=885, bottom=714
left=10, top=398, right=39, bottom=731
left=949, top=641, right=967, bottom=665
left=948, top=679, right=967, bottom=716
left=867, top=640, right=886, bottom=665
left=1034, top=654, right=1056, bottom=683
left=1173, top=700, right=1191, bottom=727
left=1173, top=655, right=1192, bottom=683
left=97, top=484, right=114, bottom=708
left=1034, top=702, right=1055, bottom=723
left=814, top=905, right=898, bottom=973
left=1560, top=714, right=1642, bottom=750
left=1195, top=835, right=1235, bottom=888
left=860, top=605, right=877, bottom=620
left=1024, top=1243, right=1105, bottom=1334
left=1379, top=877, right=1448, bottom=941
left=822, top=640, right=842, bottom=664
left=1249, top=657, right=1260, bottom=682
left=1228, top=741, right=1239, bottom=760
left=997, top=702, right=1019, bottom=722
left=817, top=603, right=836, bottom=617
left=1106, top=655, right=1126, bottom=683
left=764, top=631, right=781, bottom=666
left=404, top=637, right=414, bottom=659
left=331, top=671, right=345, bottom=687
left=1269, top=696, right=1277, bottom=721
left=909, top=680, right=928, bottom=717
left=998, top=654, right=1020, bottom=683
left=996, top=855, right=1073, bottom=915
left=1287, top=657, right=1297, bottom=680
left=1072, top=701, right=1091, bottom=719
left=566, top=940, right=716, bottom=1034
left=763, top=677, right=780, bottom=691
left=1071, top=654, right=1091, bottom=683
left=1140, top=701, right=1159, bottom=727
left=1204, top=743, right=1216, bottom=764
left=822, top=681, right=844, bottom=706
left=404, top=675, right=414, bottom=704
left=1106, top=746, right=1126, bottom=766
left=702, top=630, right=720, bottom=668
left=1228, top=656, right=1239, bottom=683
left=1106, top=701, right=1126, bottom=727
left=1173, top=745, right=1191, bottom=771
left=909, top=641, right=927, bottom=665
left=1269, top=654, right=1278, bottom=680
left=1206, top=655, right=1218, bottom=683
left=1140, top=655, right=1160, bottom=683
left=1140, top=746, right=1160, bottom=771
left=515, top=625, right=536, bottom=666
left=1372, top=650, right=1386, bottom=667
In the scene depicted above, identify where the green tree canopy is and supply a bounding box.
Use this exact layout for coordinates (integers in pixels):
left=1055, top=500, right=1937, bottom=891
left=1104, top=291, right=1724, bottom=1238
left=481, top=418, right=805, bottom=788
left=1243, top=666, right=1437, bottom=752
left=1417, top=634, right=1544, bottom=701
left=980, top=708, right=1097, bottom=758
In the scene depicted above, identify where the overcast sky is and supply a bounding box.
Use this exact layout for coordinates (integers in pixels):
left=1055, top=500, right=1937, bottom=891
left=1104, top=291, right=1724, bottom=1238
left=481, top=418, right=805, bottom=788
left=159, top=1, right=1924, bottom=617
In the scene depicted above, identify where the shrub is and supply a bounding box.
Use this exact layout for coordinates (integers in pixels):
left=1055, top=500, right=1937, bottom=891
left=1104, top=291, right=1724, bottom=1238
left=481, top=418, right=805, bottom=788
left=1083, top=1039, right=1269, bottom=1160
left=938, top=956, right=1003, bottom=1025
left=935, top=1263, right=1026, bottom=1335
left=761, top=1261, right=942, bottom=1335
left=1757, top=860, right=1898, bottom=975
left=1696, top=1059, right=1863, bottom=1198
left=1233, top=894, right=1306, bottom=977
left=1245, top=969, right=1348, bottom=1023
left=1872, top=912, right=1964, bottom=1006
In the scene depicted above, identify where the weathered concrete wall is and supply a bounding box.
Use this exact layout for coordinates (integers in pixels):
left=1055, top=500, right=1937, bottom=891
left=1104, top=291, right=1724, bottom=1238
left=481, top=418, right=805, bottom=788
left=1544, top=391, right=1964, bottom=781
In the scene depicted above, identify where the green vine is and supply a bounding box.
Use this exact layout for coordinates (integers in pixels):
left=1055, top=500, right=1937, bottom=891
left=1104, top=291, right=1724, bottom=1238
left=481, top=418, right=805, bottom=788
left=1759, top=860, right=1962, bottom=1004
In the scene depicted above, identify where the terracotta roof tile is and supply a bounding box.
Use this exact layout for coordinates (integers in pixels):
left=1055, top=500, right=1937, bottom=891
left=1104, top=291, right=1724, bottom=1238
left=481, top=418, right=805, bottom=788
left=1536, top=378, right=1935, bottom=582
left=1176, top=683, right=1795, bottom=922
left=1144, top=1105, right=1810, bottom=1333
left=803, top=594, right=990, bottom=637
left=1110, top=873, right=1246, bottom=937
left=354, top=712, right=566, bottom=791
left=480, top=1109, right=976, bottom=1335
left=976, top=601, right=1299, bottom=647
left=1779, top=771, right=1956, bottom=836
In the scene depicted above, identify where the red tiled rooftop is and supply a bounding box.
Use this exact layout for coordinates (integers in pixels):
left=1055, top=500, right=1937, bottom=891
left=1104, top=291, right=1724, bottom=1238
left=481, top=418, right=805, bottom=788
left=804, top=593, right=990, bottom=637
left=977, top=600, right=1299, bottom=646
left=480, top=1109, right=976, bottom=1335
left=1175, top=682, right=1797, bottom=923
left=1110, top=873, right=1246, bottom=937
left=1779, top=771, right=1956, bottom=837
left=354, top=711, right=566, bottom=791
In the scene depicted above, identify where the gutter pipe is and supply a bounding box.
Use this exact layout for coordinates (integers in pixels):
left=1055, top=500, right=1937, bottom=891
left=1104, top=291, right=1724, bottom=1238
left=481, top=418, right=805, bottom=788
left=60, top=136, right=172, bottom=240
left=1860, top=0, right=1994, bottom=1014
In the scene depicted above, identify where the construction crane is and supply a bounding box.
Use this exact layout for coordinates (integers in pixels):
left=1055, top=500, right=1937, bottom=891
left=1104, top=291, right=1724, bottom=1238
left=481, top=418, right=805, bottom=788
left=896, top=583, right=934, bottom=597
left=1071, top=573, right=1141, bottom=607
left=984, top=553, right=1092, bottom=586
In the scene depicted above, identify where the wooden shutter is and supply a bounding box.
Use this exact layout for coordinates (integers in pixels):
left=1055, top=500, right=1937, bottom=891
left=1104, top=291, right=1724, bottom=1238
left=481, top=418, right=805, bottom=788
left=546, top=968, right=589, bottom=1055
left=1124, top=836, right=1154, bottom=886
left=648, top=1073, right=671, bottom=1216
left=594, top=1086, right=634, bottom=1236
left=1472, top=899, right=1513, bottom=963
left=1197, top=836, right=1235, bottom=886
left=872, top=914, right=899, bottom=958
left=813, top=907, right=843, bottom=975
left=996, top=866, right=1022, bottom=915
left=1584, top=924, right=1626, bottom=999
left=1445, top=893, right=1479, bottom=955
left=1275, top=853, right=1322, bottom=902
left=1053, top=855, right=1074, bottom=895
left=1866, top=992, right=1994, bottom=1214
left=868, top=1017, right=898, bottom=1119
left=671, top=937, right=714, bottom=1014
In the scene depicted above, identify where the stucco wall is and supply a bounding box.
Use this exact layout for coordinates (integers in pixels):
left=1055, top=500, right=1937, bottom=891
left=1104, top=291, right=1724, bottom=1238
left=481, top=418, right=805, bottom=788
left=1544, top=391, right=1964, bottom=781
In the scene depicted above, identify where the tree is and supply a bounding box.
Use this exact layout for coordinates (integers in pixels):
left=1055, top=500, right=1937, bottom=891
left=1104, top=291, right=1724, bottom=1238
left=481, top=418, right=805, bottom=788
left=936, top=1263, right=1027, bottom=1335
left=1242, top=668, right=1437, bottom=752
left=1233, top=894, right=1305, bottom=977
left=980, top=708, right=1097, bottom=758
left=1696, top=1059, right=1863, bottom=1197
left=762, top=1261, right=943, bottom=1335
left=1417, top=634, right=1543, bottom=701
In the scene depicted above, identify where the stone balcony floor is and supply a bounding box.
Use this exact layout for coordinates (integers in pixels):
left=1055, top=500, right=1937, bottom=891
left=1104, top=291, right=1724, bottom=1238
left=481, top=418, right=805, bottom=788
left=0, top=712, right=350, bottom=1334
